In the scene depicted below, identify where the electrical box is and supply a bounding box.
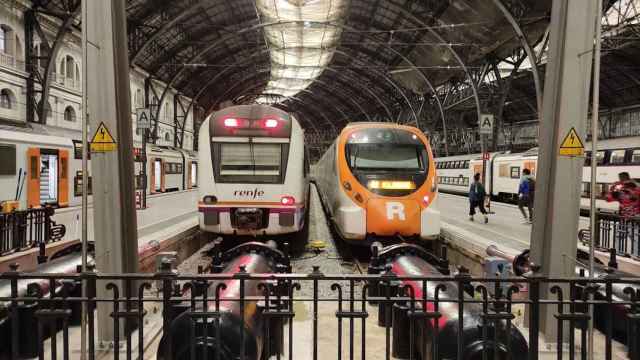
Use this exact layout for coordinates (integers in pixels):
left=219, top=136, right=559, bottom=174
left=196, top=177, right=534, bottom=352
left=483, top=257, right=512, bottom=279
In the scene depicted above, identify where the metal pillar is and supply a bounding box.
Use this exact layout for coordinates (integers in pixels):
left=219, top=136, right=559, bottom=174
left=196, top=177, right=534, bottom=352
left=86, top=0, right=138, bottom=343
left=528, top=0, right=599, bottom=343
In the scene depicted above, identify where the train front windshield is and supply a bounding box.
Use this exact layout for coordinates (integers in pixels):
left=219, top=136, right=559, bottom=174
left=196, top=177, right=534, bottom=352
left=345, top=128, right=428, bottom=196
left=214, top=142, right=287, bottom=184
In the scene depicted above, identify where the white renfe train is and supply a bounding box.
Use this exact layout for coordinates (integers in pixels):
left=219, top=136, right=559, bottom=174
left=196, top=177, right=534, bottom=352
left=435, top=137, right=640, bottom=211
left=0, top=124, right=198, bottom=210
left=197, top=104, right=310, bottom=238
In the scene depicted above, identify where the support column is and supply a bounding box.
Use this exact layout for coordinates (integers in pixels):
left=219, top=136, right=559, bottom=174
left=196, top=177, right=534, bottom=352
left=528, top=0, right=599, bottom=342
left=86, top=0, right=138, bottom=343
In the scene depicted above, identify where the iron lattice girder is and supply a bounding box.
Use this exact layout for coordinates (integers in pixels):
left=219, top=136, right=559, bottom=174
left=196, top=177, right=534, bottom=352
left=25, top=0, right=81, bottom=124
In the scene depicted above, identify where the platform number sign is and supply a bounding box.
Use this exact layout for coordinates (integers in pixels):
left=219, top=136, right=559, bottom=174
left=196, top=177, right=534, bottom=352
left=479, top=114, right=494, bottom=135
left=559, top=127, right=585, bottom=157
left=136, top=108, right=151, bottom=129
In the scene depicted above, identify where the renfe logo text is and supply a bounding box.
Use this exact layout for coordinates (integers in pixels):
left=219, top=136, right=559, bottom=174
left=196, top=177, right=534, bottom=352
left=234, top=188, right=265, bottom=199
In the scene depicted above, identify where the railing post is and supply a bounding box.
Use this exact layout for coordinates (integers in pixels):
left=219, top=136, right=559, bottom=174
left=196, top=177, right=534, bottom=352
left=525, top=266, right=542, bottom=360
left=159, top=259, right=177, bottom=360
left=9, top=263, right=20, bottom=360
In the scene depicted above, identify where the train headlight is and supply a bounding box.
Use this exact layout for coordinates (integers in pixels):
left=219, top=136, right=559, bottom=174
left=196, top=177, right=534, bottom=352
left=281, top=196, right=295, bottom=205
left=423, top=195, right=430, bottom=205
left=203, top=195, right=218, bottom=204
left=343, top=181, right=352, bottom=191
left=224, top=118, right=239, bottom=128
left=367, top=180, right=416, bottom=190
left=264, top=119, right=279, bottom=128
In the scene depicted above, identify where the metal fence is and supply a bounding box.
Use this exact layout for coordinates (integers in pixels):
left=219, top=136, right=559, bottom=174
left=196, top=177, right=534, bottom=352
left=1, top=266, right=639, bottom=360
left=0, top=207, right=65, bottom=256
left=587, top=211, right=640, bottom=258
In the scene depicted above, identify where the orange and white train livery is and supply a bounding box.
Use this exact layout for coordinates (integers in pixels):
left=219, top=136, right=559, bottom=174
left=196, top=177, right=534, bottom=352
left=314, top=123, right=440, bottom=245
left=198, top=104, right=310, bottom=238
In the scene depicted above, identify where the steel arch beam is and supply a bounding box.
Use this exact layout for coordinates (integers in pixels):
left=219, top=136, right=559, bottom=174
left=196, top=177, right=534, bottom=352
left=150, top=20, right=426, bottom=132
left=492, top=0, right=543, bottom=117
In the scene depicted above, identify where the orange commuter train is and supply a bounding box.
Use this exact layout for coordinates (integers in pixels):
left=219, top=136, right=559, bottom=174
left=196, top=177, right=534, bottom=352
left=314, top=123, right=440, bottom=245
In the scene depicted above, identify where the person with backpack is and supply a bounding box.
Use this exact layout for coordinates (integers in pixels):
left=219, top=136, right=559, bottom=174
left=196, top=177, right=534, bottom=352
left=469, top=173, right=489, bottom=223
left=518, top=168, right=535, bottom=224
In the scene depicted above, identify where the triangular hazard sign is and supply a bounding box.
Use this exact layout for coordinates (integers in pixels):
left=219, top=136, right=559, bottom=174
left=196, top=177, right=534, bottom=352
left=91, top=122, right=116, bottom=144
left=559, top=127, right=584, bottom=156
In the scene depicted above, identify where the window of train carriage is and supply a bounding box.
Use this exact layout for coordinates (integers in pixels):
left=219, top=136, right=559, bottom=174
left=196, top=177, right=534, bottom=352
left=632, top=149, right=640, bottom=164
left=0, top=143, right=16, bottom=175
left=464, top=160, right=470, bottom=168
left=510, top=166, right=521, bottom=179
left=72, top=140, right=91, bottom=160
left=584, top=151, right=592, bottom=166
left=596, top=151, right=607, bottom=165
left=610, top=150, right=627, bottom=165
left=582, top=182, right=590, bottom=198
left=74, top=170, right=92, bottom=196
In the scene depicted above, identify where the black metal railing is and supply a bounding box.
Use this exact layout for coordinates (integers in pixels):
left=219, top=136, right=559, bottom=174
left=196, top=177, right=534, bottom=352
left=0, top=207, right=65, bottom=256
left=1, top=266, right=639, bottom=360
left=580, top=211, right=640, bottom=258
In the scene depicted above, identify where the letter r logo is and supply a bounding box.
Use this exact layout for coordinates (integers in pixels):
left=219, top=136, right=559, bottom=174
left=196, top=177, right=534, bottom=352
left=386, top=202, right=406, bottom=221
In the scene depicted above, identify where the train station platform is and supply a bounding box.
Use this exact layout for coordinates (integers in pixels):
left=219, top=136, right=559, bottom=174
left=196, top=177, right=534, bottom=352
left=0, top=190, right=201, bottom=272
left=438, top=193, right=640, bottom=274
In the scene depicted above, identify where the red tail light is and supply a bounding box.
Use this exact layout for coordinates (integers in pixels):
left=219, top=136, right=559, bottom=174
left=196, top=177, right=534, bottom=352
left=224, top=118, right=239, bottom=127
left=281, top=196, right=295, bottom=205
left=264, top=119, right=279, bottom=128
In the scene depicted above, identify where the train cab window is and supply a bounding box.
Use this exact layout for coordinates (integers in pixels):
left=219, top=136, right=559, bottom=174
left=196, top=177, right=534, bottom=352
left=632, top=150, right=640, bottom=164
left=610, top=150, right=626, bottom=165
left=216, top=142, right=286, bottom=184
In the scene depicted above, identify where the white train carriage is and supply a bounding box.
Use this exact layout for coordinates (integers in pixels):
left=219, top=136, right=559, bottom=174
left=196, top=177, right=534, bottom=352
left=435, top=136, right=640, bottom=212
left=197, top=104, right=309, bottom=237
left=0, top=124, right=198, bottom=211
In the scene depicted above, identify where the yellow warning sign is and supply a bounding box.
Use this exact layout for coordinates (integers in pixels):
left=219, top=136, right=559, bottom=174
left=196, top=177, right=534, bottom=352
left=559, top=127, right=585, bottom=156
left=90, top=122, right=117, bottom=153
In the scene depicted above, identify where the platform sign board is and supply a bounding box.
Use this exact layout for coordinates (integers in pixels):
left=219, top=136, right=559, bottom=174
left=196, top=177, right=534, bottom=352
left=479, top=114, right=494, bottom=135
left=136, top=108, right=151, bottom=129
left=482, top=152, right=490, bottom=161
left=90, top=122, right=117, bottom=153
left=559, top=127, right=585, bottom=157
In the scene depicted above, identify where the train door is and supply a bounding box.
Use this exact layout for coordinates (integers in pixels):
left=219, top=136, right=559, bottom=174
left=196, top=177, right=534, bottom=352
left=524, top=160, right=536, bottom=176
left=190, top=162, right=197, bottom=188
left=154, top=159, right=162, bottom=192
left=26, top=148, right=69, bottom=208
left=150, top=158, right=164, bottom=193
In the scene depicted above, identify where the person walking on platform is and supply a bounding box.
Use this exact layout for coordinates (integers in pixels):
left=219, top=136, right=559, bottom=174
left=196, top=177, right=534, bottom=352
left=518, top=168, right=535, bottom=224
left=469, top=173, right=488, bottom=224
